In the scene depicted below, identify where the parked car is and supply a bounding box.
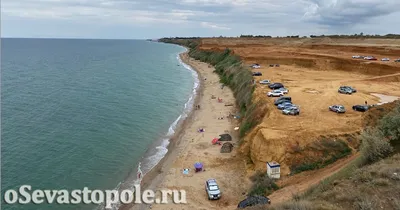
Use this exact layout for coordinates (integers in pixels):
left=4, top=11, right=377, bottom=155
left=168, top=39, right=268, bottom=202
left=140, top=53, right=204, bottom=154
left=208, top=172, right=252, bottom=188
left=251, top=64, right=261, bottom=68
left=381, top=58, right=390, bottom=61
left=352, top=55, right=362, bottom=59
left=338, top=86, right=353, bottom=94
left=259, top=79, right=271, bottom=84
left=237, top=196, right=271, bottom=208
left=352, top=105, right=369, bottom=112
left=364, top=56, right=377, bottom=60
left=252, top=72, right=262, bottom=76
left=395, top=59, right=400, bottom=62
left=275, top=64, right=280, bottom=67
left=341, top=86, right=356, bottom=93
left=267, top=90, right=284, bottom=97
left=282, top=106, right=300, bottom=115
left=269, top=64, right=274, bottom=67
left=205, top=179, right=221, bottom=200
left=274, top=96, right=292, bottom=105
left=329, top=105, right=346, bottom=113
left=268, top=83, right=284, bottom=89
left=277, top=87, right=289, bottom=94
left=277, top=102, right=293, bottom=110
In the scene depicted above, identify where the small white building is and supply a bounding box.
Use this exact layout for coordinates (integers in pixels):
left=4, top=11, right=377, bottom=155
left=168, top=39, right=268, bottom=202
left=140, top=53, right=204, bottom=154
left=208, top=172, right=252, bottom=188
left=267, top=161, right=280, bottom=179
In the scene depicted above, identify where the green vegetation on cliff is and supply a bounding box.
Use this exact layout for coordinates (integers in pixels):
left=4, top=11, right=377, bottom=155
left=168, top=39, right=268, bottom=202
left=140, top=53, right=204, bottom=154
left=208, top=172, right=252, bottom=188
left=159, top=38, right=266, bottom=137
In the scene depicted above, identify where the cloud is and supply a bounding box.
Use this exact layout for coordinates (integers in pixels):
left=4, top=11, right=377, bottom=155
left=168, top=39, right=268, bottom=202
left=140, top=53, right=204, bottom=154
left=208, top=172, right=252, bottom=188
left=303, top=0, right=400, bottom=26
left=201, top=22, right=231, bottom=30
left=1, top=0, right=400, bottom=38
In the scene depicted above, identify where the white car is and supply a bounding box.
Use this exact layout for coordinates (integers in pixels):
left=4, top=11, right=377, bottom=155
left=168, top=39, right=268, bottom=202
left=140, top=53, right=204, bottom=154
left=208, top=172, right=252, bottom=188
left=259, top=80, right=271, bottom=84
left=352, top=55, right=362, bottom=59
left=277, top=87, right=289, bottom=94
left=267, top=90, right=284, bottom=97
left=381, top=58, right=390, bottom=61
left=205, top=179, right=221, bottom=200
left=364, top=56, right=377, bottom=60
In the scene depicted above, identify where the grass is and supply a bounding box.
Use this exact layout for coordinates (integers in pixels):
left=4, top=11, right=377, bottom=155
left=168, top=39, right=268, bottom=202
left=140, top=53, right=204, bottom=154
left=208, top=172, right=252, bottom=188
left=248, top=171, right=279, bottom=196
left=290, top=139, right=352, bottom=174
left=276, top=154, right=400, bottom=210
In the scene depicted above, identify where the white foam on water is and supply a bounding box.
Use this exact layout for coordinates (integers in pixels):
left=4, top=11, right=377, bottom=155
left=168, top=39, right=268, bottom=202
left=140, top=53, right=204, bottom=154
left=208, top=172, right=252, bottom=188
left=167, top=115, right=182, bottom=136
left=100, top=48, right=200, bottom=210
left=143, top=48, right=199, bottom=173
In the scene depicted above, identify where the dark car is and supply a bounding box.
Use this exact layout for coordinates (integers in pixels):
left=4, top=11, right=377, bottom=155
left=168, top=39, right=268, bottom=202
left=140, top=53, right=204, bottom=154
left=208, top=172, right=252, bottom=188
left=274, top=96, right=292, bottom=105
left=352, top=105, right=369, bottom=112
left=395, top=59, right=400, bottom=62
left=252, top=72, right=262, bottom=76
left=268, top=83, right=284, bottom=90
left=237, top=196, right=271, bottom=208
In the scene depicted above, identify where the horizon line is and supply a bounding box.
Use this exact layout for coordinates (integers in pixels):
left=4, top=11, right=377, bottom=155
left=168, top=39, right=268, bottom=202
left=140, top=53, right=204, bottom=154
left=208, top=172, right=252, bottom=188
left=0, top=37, right=152, bottom=40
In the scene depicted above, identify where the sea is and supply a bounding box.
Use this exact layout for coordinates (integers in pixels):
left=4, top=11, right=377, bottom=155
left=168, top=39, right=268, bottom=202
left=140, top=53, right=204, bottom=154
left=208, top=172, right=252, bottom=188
left=1, top=38, right=199, bottom=210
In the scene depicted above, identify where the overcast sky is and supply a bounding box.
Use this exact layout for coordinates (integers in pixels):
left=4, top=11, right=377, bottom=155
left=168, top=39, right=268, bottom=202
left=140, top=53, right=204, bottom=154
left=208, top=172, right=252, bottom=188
left=1, top=0, right=400, bottom=39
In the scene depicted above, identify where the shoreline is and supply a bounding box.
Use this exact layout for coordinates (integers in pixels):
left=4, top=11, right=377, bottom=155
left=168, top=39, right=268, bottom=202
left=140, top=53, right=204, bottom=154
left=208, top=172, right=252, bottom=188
left=119, top=51, right=205, bottom=210
left=135, top=50, right=247, bottom=210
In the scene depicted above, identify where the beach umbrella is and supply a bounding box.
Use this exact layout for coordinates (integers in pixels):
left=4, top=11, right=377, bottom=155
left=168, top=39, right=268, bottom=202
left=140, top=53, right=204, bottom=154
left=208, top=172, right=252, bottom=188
left=211, top=138, right=219, bottom=144
left=194, top=162, right=203, bottom=169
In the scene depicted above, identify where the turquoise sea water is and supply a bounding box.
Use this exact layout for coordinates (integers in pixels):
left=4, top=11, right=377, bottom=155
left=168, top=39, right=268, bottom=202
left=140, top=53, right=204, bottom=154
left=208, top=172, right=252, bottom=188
left=1, top=39, right=197, bottom=210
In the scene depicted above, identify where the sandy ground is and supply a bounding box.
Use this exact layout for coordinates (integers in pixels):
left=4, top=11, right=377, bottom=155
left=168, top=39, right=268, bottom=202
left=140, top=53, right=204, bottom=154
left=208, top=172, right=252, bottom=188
left=128, top=53, right=249, bottom=210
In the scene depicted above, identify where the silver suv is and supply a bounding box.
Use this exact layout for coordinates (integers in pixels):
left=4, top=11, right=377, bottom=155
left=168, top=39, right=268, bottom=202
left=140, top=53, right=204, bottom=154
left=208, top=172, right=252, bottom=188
left=205, top=179, right=221, bottom=200
left=329, top=105, right=346, bottom=113
left=338, top=86, right=352, bottom=94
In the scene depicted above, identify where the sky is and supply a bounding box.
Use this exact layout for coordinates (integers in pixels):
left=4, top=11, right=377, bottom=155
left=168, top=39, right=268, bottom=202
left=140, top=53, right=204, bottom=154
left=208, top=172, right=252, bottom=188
left=1, top=0, right=400, bottom=39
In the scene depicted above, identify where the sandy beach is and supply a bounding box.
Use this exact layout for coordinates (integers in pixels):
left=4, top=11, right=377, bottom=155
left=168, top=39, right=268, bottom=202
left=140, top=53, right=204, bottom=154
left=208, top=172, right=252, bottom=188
left=125, top=52, right=249, bottom=210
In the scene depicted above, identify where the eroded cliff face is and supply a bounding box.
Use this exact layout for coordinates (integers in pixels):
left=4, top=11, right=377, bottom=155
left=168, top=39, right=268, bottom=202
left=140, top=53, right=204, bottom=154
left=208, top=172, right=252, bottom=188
left=241, top=125, right=359, bottom=175
left=241, top=124, right=292, bottom=174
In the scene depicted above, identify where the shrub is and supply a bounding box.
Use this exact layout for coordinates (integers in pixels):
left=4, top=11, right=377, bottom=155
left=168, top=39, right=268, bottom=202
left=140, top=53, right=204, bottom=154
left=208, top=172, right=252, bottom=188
left=249, top=171, right=279, bottom=196
left=360, top=128, right=393, bottom=164
left=290, top=139, right=352, bottom=174
left=377, top=103, right=400, bottom=147
left=371, top=178, right=390, bottom=186
left=353, top=197, right=378, bottom=210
